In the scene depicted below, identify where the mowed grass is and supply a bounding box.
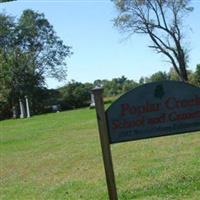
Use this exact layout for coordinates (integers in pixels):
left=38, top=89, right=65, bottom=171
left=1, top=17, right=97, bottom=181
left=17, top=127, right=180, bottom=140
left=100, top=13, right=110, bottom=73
left=0, top=107, right=200, bottom=200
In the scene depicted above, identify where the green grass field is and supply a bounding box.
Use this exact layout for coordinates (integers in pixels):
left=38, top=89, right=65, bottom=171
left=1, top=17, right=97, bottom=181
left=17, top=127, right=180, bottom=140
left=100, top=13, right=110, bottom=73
left=0, top=107, right=200, bottom=200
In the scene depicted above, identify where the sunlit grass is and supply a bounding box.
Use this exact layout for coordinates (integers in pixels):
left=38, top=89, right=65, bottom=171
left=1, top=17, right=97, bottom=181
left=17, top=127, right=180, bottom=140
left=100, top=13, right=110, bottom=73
left=0, top=107, right=199, bottom=199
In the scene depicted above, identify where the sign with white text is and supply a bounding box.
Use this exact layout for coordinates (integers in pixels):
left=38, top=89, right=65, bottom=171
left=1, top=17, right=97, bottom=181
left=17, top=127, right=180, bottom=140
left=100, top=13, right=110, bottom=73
left=106, top=81, right=200, bottom=144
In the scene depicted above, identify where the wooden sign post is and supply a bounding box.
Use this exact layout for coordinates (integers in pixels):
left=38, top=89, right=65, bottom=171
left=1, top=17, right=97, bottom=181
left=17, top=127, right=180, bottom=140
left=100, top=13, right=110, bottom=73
left=92, top=81, right=200, bottom=200
left=92, top=88, right=118, bottom=200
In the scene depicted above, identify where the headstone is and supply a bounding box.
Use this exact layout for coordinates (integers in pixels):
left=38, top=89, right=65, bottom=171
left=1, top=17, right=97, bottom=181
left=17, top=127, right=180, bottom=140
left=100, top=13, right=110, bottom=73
left=52, top=104, right=60, bottom=112
left=19, top=99, right=25, bottom=119
left=25, top=96, right=30, bottom=118
left=12, top=106, right=17, bottom=119
left=90, top=93, right=95, bottom=109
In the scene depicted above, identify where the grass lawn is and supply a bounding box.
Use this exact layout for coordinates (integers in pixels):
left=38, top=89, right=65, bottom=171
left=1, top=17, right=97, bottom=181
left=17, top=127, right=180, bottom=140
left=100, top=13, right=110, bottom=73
left=0, top=107, right=200, bottom=200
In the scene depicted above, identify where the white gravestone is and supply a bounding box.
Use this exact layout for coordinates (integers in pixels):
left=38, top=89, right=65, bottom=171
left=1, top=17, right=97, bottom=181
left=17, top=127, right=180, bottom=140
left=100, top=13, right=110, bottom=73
left=25, top=96, right=30, bottom=118
left=12, top=106, right=17, bottom=119
left=19, top=99, right=25, bottom=119
left=90, top=93, right=95, bottom=108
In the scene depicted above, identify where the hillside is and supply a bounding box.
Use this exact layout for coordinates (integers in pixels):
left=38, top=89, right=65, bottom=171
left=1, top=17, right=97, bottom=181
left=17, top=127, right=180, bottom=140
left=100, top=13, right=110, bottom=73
left=0, top=108, right=199, bottom=200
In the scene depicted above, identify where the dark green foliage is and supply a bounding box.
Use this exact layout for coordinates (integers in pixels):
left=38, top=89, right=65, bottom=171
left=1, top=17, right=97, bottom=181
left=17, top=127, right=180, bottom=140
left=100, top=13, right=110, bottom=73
left=168, top=68, right=180, bottom=81
left=16, top=10, right=72, bottom=81
left=94, top=76, right=139, bottom=97
left=0, top=0, right=15, bottom=3
left=0, top=10, right=72, bottom=119
left=1, top=66, right=199, bottom=120
left=56, top=77, right=138, bottom=111
left=189, top=64, right=200, bottom=87
left=143, top=71, right=169, bottom=83
left=59, top=81, right=93, bottom=109
left=150, top=71, right=169, bottom=82
left=0, top=101, right=10, bottom=119
left=195, top=64, right=200, bottom=86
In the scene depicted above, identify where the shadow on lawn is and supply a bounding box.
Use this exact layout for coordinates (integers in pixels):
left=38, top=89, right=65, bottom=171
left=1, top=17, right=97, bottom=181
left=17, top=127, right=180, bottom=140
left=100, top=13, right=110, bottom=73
left=119, top=175, right=199, bottom=199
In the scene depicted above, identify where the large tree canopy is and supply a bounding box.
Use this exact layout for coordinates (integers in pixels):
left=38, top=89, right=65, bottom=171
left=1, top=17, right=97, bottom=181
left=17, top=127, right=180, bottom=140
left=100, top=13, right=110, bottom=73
left=0, top=10, right=72, bottom=119
left=16, top=9, right=72, bottom=81
left=112, top=0, right=193, bottom=82
left=0, top=0, right=15, bottom=3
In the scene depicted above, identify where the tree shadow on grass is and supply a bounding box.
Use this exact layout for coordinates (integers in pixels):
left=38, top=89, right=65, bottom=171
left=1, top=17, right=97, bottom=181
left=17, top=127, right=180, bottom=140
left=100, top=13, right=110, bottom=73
left=119, top=175, right=199, bottom=200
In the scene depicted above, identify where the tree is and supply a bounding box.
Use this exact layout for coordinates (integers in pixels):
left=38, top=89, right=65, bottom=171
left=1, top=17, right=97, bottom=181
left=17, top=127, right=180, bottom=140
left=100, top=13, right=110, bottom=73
left=195, top=64, right=200, bottom=86
left=0, top=0, right=15, bottom=3
left=0, top=10, right=72, bottom=119
left=95, top=76, right=139, bottom=96
left=190, top=64, right=200, bottom=87
left=139, top=77, right=145, bottom=84
left=60, top=81, right=93, bottom=109
left=168, top=67, right=180, bottom=80
left=122, top=79, right=138, bottom=92
left=0, top=13, right=16, bottom=119
left=16, top=10, right=72, bottom=81
left=112, top=0, right=193, bottom=82
left=149, top=71, right=169, bottom=82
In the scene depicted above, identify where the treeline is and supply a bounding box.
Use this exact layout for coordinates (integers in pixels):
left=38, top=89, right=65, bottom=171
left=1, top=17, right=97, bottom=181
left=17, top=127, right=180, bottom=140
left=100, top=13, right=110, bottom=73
left=58, top=66, right=200, bottom=109
left=0, top=65, right=199, bottom=120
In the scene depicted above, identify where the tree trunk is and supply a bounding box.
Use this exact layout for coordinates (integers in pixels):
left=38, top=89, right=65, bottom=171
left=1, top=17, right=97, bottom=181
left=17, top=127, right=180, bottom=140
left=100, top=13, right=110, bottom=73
left=178, top=50, right=188, bottom=82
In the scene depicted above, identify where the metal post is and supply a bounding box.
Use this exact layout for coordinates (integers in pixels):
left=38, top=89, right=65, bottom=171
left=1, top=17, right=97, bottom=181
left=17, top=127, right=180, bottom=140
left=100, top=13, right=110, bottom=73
left=92, top=88, right=118, bottom=200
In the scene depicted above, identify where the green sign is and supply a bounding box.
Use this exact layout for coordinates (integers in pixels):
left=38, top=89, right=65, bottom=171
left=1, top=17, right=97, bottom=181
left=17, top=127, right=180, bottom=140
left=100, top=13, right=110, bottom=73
left=106, top=81, right=200, bottom=144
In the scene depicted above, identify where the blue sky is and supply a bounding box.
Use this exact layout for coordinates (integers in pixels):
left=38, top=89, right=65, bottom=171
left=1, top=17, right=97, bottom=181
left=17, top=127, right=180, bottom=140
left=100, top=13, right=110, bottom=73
left=1, top=0, right=200, bottom=88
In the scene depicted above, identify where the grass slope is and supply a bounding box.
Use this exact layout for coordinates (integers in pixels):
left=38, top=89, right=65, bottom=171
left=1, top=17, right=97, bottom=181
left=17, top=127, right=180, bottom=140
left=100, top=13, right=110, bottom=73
left=0, top=108, right=200, bottom=200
